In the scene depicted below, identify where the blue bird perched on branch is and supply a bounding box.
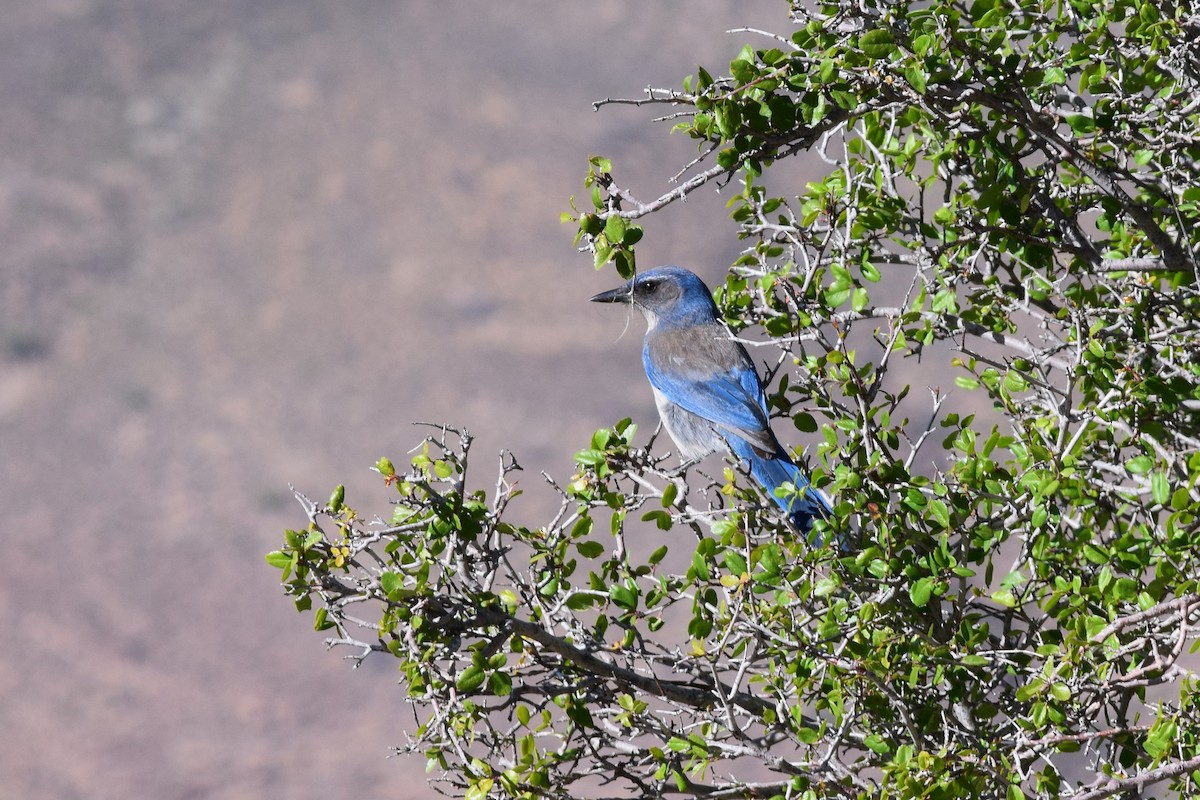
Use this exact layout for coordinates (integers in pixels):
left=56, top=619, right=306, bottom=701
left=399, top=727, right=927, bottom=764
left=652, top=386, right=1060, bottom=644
left=591, top=266, right=836, bottom=540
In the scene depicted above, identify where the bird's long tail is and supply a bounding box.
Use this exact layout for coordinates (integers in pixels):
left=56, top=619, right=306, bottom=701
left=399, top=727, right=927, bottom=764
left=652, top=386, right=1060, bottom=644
left=730, top=438, right=839, bottom=545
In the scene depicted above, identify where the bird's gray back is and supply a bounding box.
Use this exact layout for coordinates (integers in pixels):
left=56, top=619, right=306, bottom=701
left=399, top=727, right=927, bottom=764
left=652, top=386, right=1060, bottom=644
left=647, top=323, right=755, bottom=377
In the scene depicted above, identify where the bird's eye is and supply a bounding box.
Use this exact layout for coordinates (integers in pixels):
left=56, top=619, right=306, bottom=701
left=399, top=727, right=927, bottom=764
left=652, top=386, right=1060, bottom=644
left=640, top=279, right=657, bottom=293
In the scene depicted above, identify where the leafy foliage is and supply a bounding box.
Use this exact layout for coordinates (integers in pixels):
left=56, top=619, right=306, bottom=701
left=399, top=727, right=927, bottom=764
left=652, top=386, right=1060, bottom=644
left=271, top=1, right=1200, bottom=797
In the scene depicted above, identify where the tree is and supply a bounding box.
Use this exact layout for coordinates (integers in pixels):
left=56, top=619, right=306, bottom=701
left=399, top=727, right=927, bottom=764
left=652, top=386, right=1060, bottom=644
left=268, top=1, right=1200, bottom=797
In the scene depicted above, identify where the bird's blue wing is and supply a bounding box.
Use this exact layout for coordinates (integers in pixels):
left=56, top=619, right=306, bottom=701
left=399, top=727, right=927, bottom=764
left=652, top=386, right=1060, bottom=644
left=643, top=325, right=774, bottom=452
left=646, top=363, right=767, bottom=434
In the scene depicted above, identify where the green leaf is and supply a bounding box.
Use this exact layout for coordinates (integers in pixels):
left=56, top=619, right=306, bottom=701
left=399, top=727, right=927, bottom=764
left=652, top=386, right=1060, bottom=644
left=380, top=572, right=403, bottom=595
left=609, top=584, right=639, bottom=610
left=489, top=671, right=513, bottom=697
left=1151, top=471, right=1170, bottom=505
left=1112, top=577, right=1138, bottom=601
left=819, top=57, right=836, bottom=82
left=991, top=590, right=1017, bottom=608
left=1042, top=66, right=1067, bottom=85
left=575, top=448, right=608, bottom=466
left=1065, top=113, right=1095, bottom=134
left=641, top=509, right=674, bottom=530
left=265, top=550, right=292, bottom=570
left=825, top=284, right=853, bottom=308
left=815, top=576, right=841, bottom=597
left=1126, top=455, right=1154, bottom=475
left=327, top=484, right=345, bottom=513
left=576, top=540, right=606, bottom=558
left=904, top=64, right=927, bottom=94
left=604, top=214, right=627, bottom=243
left=566, top=702, right=594, bottom=729
left=1003, top=370, right=1028, bottom=393
left=456, top=666, right=486, bottom=692
left=910, top=577, right=935, bottom=607
left=593, top=239, right=614, bottom=268
left=860, top=29, right=896, bottom=59
left=928, top=499, right=951, bottom=528
left=614, top=249, right=636, bottom=279
left=564, top=593, right=596, bottom=611
left=570, top=514, right=594, bottom=539
left=794, top=412, right=818, bottom=433
left=667, top=736, right=691, bottom=752
left=932, top=289, right=958, bottom=313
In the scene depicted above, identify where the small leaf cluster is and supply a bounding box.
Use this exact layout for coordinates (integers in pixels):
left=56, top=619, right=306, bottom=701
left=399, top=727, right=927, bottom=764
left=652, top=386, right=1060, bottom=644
left=564, top=156, right=644, bottom=278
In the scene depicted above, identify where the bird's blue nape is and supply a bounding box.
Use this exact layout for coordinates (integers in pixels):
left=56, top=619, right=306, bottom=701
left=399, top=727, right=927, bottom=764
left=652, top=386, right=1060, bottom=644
left=592, top=266, right=843, bottom=548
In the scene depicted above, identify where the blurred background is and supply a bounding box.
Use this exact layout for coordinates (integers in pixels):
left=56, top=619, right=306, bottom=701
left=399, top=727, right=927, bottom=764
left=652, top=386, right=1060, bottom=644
left=0, top=2, right=794, bottom=797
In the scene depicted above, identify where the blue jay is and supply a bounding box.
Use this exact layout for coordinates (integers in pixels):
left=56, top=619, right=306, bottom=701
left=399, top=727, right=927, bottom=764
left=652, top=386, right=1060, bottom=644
left=591, top=266, right=833, bottom=536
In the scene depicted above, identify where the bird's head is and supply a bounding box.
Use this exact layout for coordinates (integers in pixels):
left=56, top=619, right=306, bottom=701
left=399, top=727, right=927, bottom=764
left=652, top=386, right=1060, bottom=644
left=590, top=266, right=719, bottom=330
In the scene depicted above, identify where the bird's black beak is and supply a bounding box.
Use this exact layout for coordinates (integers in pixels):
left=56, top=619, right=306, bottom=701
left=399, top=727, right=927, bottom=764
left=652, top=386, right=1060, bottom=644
left=590, top=283, right=632, bottom=304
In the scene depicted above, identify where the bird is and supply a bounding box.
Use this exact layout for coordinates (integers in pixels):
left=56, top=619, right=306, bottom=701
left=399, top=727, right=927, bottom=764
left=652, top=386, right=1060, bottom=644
left=591, top=265, right=835, bottom=539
